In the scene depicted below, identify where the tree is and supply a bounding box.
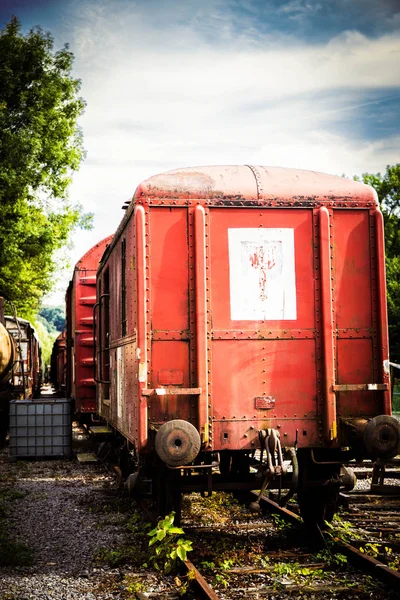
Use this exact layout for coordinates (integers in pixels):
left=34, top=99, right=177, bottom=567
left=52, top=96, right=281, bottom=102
left=39, top=305, right=65, bottom=332
left=355, top=165, right=400, bottom=362
left=0, top=16, right=91, bottom=319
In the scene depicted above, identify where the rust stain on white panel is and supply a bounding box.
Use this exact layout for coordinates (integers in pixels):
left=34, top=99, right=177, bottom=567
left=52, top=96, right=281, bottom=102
left=138, top=361, right=147, bottom=383
left=228, top=228, right=297, bottom=321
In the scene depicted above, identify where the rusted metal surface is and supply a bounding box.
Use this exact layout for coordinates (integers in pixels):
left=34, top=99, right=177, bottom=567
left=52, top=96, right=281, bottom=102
left=51, top=331, right=66, bottom=392
left=319, top=207, right=336, bottom=443
left=133, top=166, right=378, bottom=206
left=183, top=559, right=220, bottom=599
left=142, top=387, right=201, bottom=396
left=95, top=165, right=391, bottom=468
left=254, top=489, right=400, bottom=590
left=334, top=384, right=389, bottom=391
left=251, top=491, right=302, bottom=526
left=371, top=458, right=400, bottom=492
left=375, top=210, right=391, bottom=414
left=66, top=236, right=113, bottom=415
left=136, top=205, right=148, bottom=449
left=211, top=328, right=316, bottom=339
left=4, top=316, right=41, bottom=399
left=194, top=205, right=209, bottom=445
left=340, top=541, right=400, bottom=589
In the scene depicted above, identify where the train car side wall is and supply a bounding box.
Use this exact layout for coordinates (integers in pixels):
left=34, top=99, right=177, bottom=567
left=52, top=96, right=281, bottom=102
left=67, top=236, right=113, bottom=415
left=97, top=219, right=138, bottom=442
left=51, top=331, right=66, bottom=391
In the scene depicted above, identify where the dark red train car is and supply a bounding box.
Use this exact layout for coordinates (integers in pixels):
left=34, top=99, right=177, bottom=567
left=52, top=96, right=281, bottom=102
left=50, top=330, right=67, bottom=392
left=95, top=165, right=400, bottom=524
left=66, top=236, right=113, bottom=418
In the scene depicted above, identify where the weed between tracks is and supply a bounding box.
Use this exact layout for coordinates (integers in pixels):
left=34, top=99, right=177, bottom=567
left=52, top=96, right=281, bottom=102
left=90, top=489, right=399, bottom=598
left=333, top=503, right=400, bottom=572
left=94, top=508, right=195, bottom=596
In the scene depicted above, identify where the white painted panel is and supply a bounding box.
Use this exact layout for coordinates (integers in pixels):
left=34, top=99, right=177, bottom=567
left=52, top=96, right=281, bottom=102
left=228, top=228, right=297, bottom=321
left=116, top=346, right=124, bottom=421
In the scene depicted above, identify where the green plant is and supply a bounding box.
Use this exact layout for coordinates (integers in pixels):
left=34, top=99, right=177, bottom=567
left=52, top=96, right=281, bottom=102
left=360, top=542, right=380, bottom=558
left=173, top=572, right=196, bottom=597
left=219, top=558, right=234, bottom=570
left=272, top=513, right=292, bottom=531
left=273, top=561, right=297, bottom=577
left=315, top=549, right=348, bottom=567
left=332, top=552, right=348, bottom=566
left=200, top=560, right=216, bottom=570
left=148, top=512, right=193, bottom=573
left=272, top=561, right=325, bottom=589
left=123, top=575, right=145, bottom=595
left=360, top=542, right=393, bottom=561
left=388, top=556, right=400, bottom=570
left=324, top=515, right=361, bottom=543
left=214, top=572, right=230, bottom=588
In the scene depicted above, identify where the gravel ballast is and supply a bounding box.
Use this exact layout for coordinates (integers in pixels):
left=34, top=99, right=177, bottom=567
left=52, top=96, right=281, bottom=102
left=0, top=426, right=172, bottom=600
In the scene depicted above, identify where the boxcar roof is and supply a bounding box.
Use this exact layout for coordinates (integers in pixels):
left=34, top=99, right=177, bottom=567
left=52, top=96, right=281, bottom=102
left=99, top=165, right=379, bottom=268
left=133, top=165, right=378, bottom=207
left=75, top=235, right=114, bottom=269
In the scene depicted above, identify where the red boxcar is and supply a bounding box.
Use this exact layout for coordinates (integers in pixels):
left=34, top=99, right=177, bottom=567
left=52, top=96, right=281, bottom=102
left=50, top=330, right=67, bottom=392
left=66, top=236, right=113, bottom=418
left=96, top=166, right=400, bottom=525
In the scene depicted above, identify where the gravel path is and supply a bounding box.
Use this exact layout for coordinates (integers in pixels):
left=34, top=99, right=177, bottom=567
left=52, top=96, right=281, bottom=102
left=0, top=429, right=171, bottom=599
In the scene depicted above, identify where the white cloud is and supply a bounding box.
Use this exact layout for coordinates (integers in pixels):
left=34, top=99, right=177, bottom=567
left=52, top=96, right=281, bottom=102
left=44, top=0, right=400, bottom=304
left=278, top=1, right=322, bottom=18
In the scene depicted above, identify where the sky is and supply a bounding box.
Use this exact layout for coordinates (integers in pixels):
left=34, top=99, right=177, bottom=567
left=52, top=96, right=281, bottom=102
left=1, top=0, right=399, bottom=305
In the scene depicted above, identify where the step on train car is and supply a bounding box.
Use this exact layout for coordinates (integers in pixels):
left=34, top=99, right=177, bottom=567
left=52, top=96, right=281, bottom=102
left=65, top=236, right=113, bottom=420
left=93, top=165, right=400, bottom=526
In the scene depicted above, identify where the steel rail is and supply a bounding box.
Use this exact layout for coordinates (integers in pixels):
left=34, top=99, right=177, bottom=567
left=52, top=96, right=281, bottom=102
left=250, top=490, right=302, bottom=526
left=338, top=541, right=400, bottom=590
left=183, top=559, right=220, bottom=599
left=251, top=491, right=400, bottom=590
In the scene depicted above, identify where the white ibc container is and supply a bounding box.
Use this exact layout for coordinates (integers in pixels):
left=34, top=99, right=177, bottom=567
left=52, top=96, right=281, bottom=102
left=9, top=399, right=72, bottom=458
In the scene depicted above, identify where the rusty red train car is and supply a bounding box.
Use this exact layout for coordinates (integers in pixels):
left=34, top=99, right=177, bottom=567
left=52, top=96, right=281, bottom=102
left=95, top=165, right=400, bottom=525
left=50, top=330, right=67, bottom=392
left=66, top=236, right=113, bottom=418
left=4, top=316, right=42, bottom=400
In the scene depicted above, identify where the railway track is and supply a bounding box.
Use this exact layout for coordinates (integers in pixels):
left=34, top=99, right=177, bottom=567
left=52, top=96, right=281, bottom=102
left=84, top=426, right=400, bottom=598
left=169, top=488, right=399, bottom=599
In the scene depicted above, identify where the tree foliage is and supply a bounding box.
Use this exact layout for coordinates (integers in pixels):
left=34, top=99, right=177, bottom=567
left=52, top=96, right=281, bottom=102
left=39, top=305, right=65, bottom=332
left=355, top=165, right=400, bottom=362
left=31, top=317, right=58, bottom=371
left=0, top=16, right=91, bottom=319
